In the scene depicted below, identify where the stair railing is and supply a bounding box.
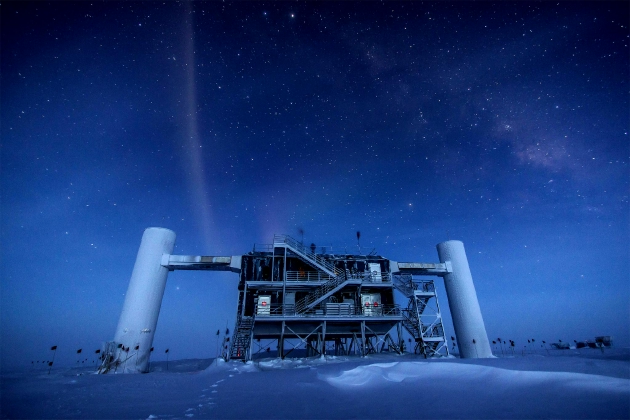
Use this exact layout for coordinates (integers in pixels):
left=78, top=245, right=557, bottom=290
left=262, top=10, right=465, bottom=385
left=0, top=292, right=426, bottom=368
left=274, top=235, right=339, bottom=276
left=294, top=271, right=350, bottom=313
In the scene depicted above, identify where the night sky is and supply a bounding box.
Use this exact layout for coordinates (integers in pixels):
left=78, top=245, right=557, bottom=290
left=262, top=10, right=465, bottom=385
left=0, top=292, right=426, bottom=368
left=2, top=1, right=628, bottom=369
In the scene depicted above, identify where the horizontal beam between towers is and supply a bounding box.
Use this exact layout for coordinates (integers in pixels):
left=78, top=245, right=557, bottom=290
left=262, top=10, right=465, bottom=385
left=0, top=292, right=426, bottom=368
left=161, top=254, right=242, bottom=272
left=390, top=261, right=452, bottom=276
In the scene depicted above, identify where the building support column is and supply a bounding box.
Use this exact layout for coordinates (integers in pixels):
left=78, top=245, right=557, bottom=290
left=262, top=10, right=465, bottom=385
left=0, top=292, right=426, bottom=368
left=437, top=240, right=492, bottom=358
left=113, top=228, right=176, bottom=373
left=361, top=321, right=366, bottom=357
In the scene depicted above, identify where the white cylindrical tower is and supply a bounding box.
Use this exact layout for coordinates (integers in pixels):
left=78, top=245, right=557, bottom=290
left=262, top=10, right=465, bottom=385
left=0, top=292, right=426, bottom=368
left=436, top=240, right=492, bottom=358
left=113, top=227, right=176, bottom=372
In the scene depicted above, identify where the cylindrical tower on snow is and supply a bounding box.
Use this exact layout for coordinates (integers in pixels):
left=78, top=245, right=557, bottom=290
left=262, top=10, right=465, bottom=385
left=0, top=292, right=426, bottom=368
left=113, top=227, right=176, bottom=372
left=436, top=240, right=492, bottom=358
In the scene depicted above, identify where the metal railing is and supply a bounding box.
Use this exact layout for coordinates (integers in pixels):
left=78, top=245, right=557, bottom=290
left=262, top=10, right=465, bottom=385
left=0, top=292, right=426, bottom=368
left=392, top=273, right=415, bottom=297
left=273, top=234, right=339, bottom=277
left=285, top=271, right=334, bottom=282
left=421, top=320, right=445, bottom=338
left=285, top=271, right=391, bottom=283
left=292, top=270, right=395, bottom=313
left=359, top=303, right=401, bottom=317
left=393, top=274, right=436, bottom=297
left=256, top=303, right=401, bottom=317
left=401, top=310, right=420, bottom=337
left=350, top=272, right=392, bottom=283
left=253, top=244, right=274, bottom=253
left=255, top=242, right=377, bottom=256
left=229, top=316, right=255, bottom=360
left=294, top=273, right=350, bottom=313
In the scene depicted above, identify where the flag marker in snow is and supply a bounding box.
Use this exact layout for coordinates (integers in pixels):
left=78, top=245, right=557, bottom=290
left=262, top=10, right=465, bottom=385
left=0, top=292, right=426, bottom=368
left=48, top=346, right=58, bottom=374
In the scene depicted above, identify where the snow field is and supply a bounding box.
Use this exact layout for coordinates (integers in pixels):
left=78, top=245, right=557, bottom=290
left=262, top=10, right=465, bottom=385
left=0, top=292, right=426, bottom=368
left=1, top=351, right=628, bottom=419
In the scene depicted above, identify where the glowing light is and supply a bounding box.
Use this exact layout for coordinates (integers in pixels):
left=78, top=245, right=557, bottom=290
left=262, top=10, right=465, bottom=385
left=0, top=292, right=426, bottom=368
left=181, top=2, right=218, bottom=252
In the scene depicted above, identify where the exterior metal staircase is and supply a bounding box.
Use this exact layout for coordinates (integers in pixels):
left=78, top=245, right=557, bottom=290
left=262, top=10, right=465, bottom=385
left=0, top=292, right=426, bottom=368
left=393, top=274, right=448, bottom=357
left=401, top=310, right=421, bottom=338
left=228, top=277, right=254, bottom=360
left=273, top=235, right=339, bottom=277
left=229, top=316, right=254, bottom=360
left=273, top=234, right=353, bottom=314
left=401, top=297, right=428, bottom=341
left=294, top=271, right=362, bottom=313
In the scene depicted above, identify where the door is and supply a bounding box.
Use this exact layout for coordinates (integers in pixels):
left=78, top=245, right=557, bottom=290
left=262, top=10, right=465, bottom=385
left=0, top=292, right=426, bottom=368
left=257, top=295, right=271, bottom=315
left=368, top=263, right=382, bottom=282
left=361, top=293, right=382, bottom=316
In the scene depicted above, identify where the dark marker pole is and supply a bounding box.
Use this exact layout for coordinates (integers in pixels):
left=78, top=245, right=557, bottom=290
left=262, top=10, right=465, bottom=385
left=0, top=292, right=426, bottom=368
left=165, top=349, right=169, bottom=371
left=216, top=329, right=220, bottom=365
left=122, top=347, right=129, bottom=373
left=114, top=343, right=123, bottom=373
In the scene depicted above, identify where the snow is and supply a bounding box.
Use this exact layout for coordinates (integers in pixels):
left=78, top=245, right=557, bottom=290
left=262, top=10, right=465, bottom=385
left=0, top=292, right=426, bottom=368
left=2, top=349, right=629, bottom=419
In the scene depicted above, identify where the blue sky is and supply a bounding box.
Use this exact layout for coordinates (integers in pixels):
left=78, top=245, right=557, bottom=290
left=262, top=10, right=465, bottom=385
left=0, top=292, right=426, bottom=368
left=1, top=1, right=628, bottom=368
